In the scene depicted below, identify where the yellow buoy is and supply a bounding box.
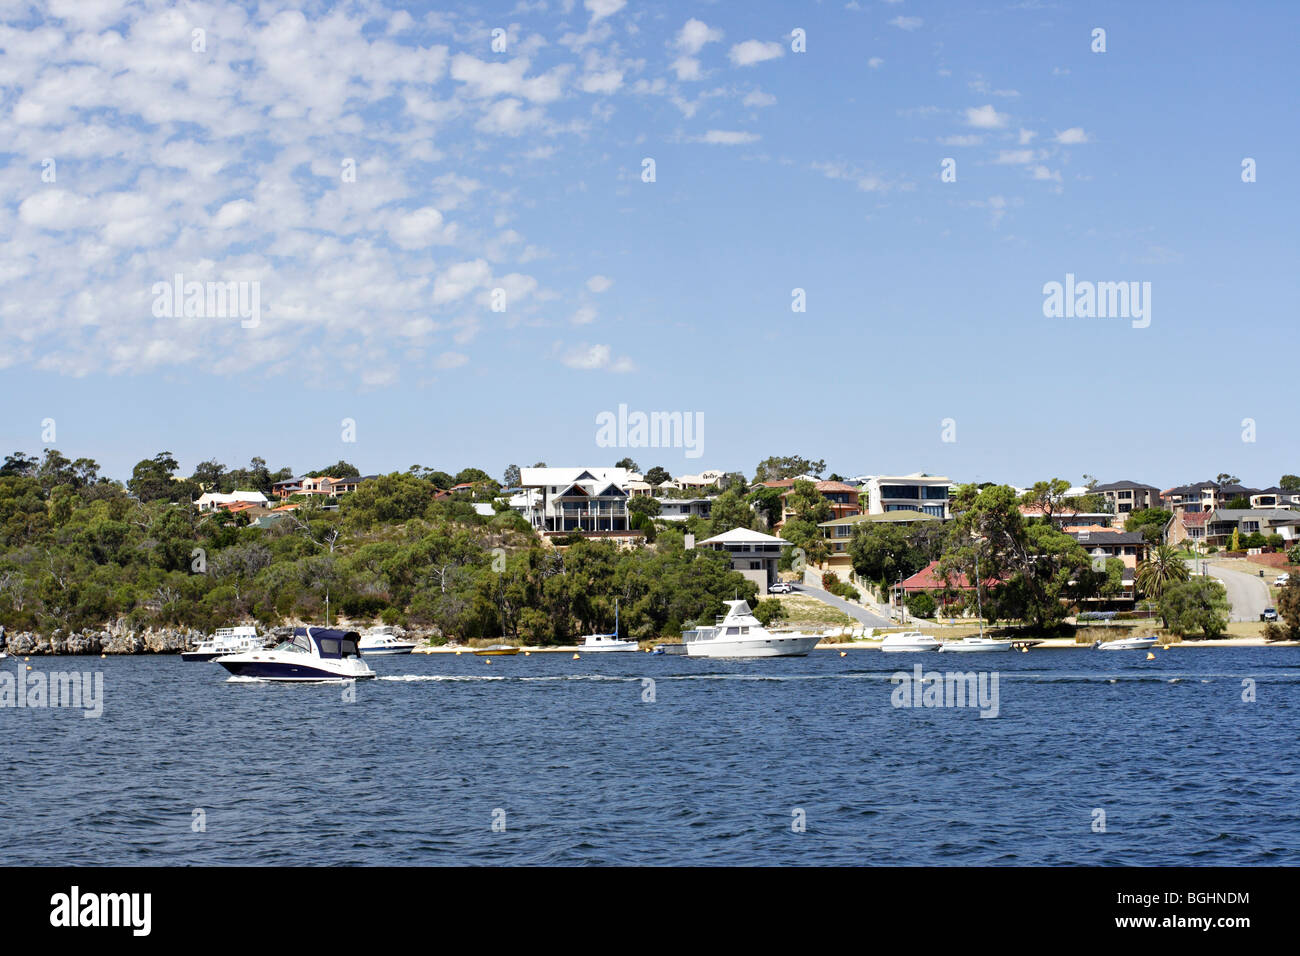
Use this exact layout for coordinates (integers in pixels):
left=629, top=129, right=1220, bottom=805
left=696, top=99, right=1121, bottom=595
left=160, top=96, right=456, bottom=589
left=26, top=665, right=32, bottom=671
left=524, top=651, right=530, bottom=657
left=101, top=653, right=106, bottom=659
left=840, top=651, right=847, bottom=657
left=455, top=650, right=462, bottom=656
left=24, top=657, right=30, bottom=662
left=573, top=653, right=580, bottom=660
left=1146, top=652, right=1156, bottom=660
left=1021, top=646, right=1028, bottom=653
left=484, top=658, right=491, bottom=664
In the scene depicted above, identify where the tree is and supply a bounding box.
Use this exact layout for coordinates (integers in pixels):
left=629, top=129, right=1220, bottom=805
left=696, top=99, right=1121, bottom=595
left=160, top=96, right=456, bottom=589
left=1226, top=496, right=1251, bottom=510
left=1215, top=473, right=1240, bottom=486
left=746, top=486, right=783, bottom=528
left=1160, top=578, right=1229, bottom=639
left=342, top=473, right=433, bottom=527
left=784, top=479, right=832, bottom=525
left=1280, top=475, right=1300, bottom=492
left=848, top=521, right=942, bottom=585
left=1019, top=478, right=1073, bottom=522
left=752, top=455, right=826, bottom=483
left=1230, top=528, right=1241, bottom=552
left=502, top=464, right=521, bottom=488
left=1125, top=508, right=1172, bottom=544
left=627, top=495, right=660, bottom=518
left=644, top=466, right=671, bottom=486
left=308, top=461, right=360, bottom=479
left=128, top=452, right=187, bottom=502
left=614, top=457, right=639, bottom=473
left=706, top=488, right=754, bottom=535
left=0, top=452, right=38, bottom=478
left=1135, top=544, right=1191, bottom=624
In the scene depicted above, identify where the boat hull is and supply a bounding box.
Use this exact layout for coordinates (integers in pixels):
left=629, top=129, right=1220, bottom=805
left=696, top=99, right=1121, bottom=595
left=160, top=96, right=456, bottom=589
left=359, top=646, right=416, bottom=656
left=686, top=635, right=820, bottom=658
left=1097, top=638, right=1158, bottom=651
left=880, top=644, right=941, bottom=652
left=217, top=657, right=375, bottom=682
left=938, top=641, right=1013, bottom=652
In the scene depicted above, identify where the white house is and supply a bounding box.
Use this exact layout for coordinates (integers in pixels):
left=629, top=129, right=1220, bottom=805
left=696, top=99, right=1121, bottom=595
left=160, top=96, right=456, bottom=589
left=517, top=467, right=635, bottom=536
left=194, top=490, right=270, bottom=511
left=697, top=526, right=792, bottom=590
left=859, top=473, right=952, bottom=519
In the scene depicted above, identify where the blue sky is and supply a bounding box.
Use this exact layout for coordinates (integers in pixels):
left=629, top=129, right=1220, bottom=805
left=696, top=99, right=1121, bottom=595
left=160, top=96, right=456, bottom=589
left=1, top=0, right=1296, bottom=489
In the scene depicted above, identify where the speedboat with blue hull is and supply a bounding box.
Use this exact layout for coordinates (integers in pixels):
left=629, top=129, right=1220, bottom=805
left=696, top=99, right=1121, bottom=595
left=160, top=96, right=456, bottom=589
left=217, top=627, right=376, bottom=682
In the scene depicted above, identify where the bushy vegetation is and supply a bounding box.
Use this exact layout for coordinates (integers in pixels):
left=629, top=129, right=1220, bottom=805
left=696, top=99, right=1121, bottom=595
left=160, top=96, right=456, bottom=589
left=0, top=450, right=758, bottom=644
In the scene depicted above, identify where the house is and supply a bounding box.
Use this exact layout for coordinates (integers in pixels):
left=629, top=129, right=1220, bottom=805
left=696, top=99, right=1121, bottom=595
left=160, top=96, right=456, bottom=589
left=1203, top=509, right=1300, bottom=548
left=659, top=469, right=725, bottom=492
left=1019, top=505, right=1115, bottom=528
left=194, top=490, right=270, bottom=511
left=1091, top=480, right=1161, bottom=514
left=1169, top=509, right=1210, bottom=549
left=653, top=497, right=713, bottom=521
left=696, top=526, right=791, bottom=591
left=1161, top=480, right=1260, bottom=516
left=778, top=480, right=860, bottom=527
left=859, top=473, right=951, bottom=519
left=1249, top=487, right=1300, bottom=510
left=817, top=509, right=935, bottom=570
left=1064, top=528, right=1149, bottom=569
left=517, top=467, right=637, bottom=537
left=271, top=474, right=376, bottom=500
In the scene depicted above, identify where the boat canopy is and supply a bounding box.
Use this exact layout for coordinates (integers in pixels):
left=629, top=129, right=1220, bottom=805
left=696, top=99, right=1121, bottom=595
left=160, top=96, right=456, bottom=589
left=297, top=627, right=362, bottom=659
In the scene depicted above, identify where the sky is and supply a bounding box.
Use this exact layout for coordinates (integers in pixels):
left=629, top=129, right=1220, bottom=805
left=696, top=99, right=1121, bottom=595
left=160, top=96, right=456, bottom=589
left=1, top=0, right=1296, bottom=490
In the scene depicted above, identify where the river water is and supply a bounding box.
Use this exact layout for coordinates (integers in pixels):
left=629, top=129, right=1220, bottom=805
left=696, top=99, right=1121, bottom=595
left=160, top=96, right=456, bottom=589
left=1, top=648, right=1296, bottom=865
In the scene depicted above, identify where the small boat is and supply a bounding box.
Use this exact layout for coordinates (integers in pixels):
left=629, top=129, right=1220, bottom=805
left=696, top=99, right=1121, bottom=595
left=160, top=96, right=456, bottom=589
left=216, top=627, right=375, bottom=682
left=1094, top=636, right=1159, bottom=651
left=358, top=626, right=417, bottom=656
left=474, top=644, right=520, bottom=656
left=652, top=643, right=688, bottom=656
left=684, top=600, right=820, bottom=658
left=182, top=625, right=266, bottom=662
left=580, top=599, right=639, bottom=652
left=939, top=636, right=1013, bottom=652
left=880, top=631, right=942, bottom=652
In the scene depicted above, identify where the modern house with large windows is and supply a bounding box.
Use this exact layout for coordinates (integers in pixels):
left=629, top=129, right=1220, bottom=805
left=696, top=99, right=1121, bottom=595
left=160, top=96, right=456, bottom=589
left=517, top=467, right=636, bottom=537
left=860, top=473, right=951, bottom=519
left=1092, top=480, right=1161, bottom=514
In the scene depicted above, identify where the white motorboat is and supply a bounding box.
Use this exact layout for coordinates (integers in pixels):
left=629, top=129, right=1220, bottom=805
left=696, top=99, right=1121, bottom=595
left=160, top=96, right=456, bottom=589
left=580, top=599, right=639, bottom=652
left=939, top=636, right=1013, bottom=652
left=684, top=600, right=820, bottom=658
left=216, top=627, right=376, bottom=682
left=358, top=626, right=417, bottom=656
left=880, top=631, right=942, bottom=652
left=182, top=625, right=266, bottom=662
left=1094, top=636, right=1158, bottom=651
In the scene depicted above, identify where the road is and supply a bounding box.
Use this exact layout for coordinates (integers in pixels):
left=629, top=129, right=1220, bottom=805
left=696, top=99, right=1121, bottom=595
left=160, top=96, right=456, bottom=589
left=1188, top=560, right=1272, bottom=622
left=788, top=583, right=893, bottom=628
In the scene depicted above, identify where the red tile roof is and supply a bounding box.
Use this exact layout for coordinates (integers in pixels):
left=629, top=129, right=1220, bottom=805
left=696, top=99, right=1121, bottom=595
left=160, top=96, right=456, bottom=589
left=899, top=560, right=1000, bottom=592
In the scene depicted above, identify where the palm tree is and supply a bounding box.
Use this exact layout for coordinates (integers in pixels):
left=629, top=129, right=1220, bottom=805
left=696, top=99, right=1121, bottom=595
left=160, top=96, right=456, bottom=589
left=1136, top=544, right=1191, bottom=625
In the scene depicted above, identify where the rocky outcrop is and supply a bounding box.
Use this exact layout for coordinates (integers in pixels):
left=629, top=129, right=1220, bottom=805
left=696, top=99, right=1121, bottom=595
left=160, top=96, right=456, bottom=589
left=0, top=621, right=203, bottom=655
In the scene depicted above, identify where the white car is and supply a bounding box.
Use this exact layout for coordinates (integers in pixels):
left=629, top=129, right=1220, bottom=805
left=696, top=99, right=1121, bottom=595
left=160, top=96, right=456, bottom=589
left=768, top=581, right=794, bottom=594
left=1276, top=574, right=1291, bottom=586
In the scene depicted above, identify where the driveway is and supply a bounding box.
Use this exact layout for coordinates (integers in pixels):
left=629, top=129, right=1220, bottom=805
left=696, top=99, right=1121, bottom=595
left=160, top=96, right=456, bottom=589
left=1189, top=560, right=1272, bottom=622
left=790, top=583, right=893, bottom=628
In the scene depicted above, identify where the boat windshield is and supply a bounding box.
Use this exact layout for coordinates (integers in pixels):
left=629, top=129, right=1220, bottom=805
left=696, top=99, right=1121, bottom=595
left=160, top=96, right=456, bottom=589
left=273, top=636, right=310, bottom=654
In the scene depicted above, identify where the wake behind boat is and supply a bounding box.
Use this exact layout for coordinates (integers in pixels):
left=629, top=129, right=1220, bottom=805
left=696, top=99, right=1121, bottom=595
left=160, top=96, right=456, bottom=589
left=217, top=627, right=375, bottom=682
left=684, top=600, right=819, bottom=658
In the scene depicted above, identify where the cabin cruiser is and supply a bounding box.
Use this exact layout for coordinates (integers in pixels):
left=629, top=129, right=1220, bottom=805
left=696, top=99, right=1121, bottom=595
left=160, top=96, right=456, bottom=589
left=182, top=625, right=266, bottom=662
left=216, top=627, right=375, bottom=682
left=579, top=599, right=639, bottom=652
left=880, top=631, right=942, bottom=652
left=1094, top=635, right=1159, bottom=651
left=938, top=636, right=1013, bottom=652
left=358, top=625, right=417, bottom=656
left=684, top=600, right=820, bottom=658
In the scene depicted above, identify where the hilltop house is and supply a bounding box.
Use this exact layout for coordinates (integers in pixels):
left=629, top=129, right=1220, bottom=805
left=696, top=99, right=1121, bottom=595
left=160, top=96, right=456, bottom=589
left=777, top=480, right=860, bottom=527
left=1092, top=480, right=1161, bottom=514
left=1203, top=509, right=1300, bottom=548
left=517, top=467, right=636, bottom=537
left=817, top=509, right=935, bottom=571
left=1065, top=528, right=1149, bottom=569
left=194, top=490, right=269, bottom=512
left=859, top=473, right=951, bottom=519
left=697, top=526, right=791, bottom=591
left=1161, top=480, right=1260, bottom=516
left=271, top=474, right=377, bottom=500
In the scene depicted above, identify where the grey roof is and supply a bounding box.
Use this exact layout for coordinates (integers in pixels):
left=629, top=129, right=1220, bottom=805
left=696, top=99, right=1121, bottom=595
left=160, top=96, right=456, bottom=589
left=1209, top=509, right=1300, bottom=524
left=1093, top=480, right=1160, bottom=492
left=1067, top=530, right=1147, bottom=545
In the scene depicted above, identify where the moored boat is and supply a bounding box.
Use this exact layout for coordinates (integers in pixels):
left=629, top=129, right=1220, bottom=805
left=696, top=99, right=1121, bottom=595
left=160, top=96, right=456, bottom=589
left=474, top=644, right=520, bottom=656
left=216, top=627, right=375, bottom=682
left=684, top=600, right=820, bottom=658
left=579, top=599, right=639, bottom=652
left=1094, top=635, right=1158, bottom=651
left=182, top=625, right=266, bottom=662
left=938, top=636, right=1013, bottom=652
left=880, top=631, right=942, bottom=652
left=358, top=626, right=417, bottom=656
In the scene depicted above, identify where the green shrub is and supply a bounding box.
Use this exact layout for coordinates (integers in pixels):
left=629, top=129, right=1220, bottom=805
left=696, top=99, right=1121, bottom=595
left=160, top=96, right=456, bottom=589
left=906, top=591, right=937, bottom=619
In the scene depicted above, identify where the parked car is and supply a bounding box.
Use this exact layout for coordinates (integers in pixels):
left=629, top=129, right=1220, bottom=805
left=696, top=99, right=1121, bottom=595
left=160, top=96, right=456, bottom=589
left=1275, top=573, right=1291, bottom=586
left=768, top=581, right=794, bottom=594
left=1261, top=607, right=1278, bottom=622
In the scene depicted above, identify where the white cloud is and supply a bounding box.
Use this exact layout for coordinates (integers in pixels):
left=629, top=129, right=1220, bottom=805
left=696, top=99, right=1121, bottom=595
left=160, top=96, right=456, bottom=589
left=744, top=89, right=777, bottom=107
left=476, top=97, right=545, bottom=135
left=729, top=40, right=783, bottom=67
left=889, top=16, right=923, bottom=30
left=586, top=275, right=613, bottom=293
left=449, top=54, right=568, bottom=103
left=1055, top=127, right=1089, bottom=144
left=676, top=18, right=723, bottom=54
left=966, top=104, right=1008, bottom=128
left=994, top=150, right=1037, bottom=165
left=389, top=207, right=457, bottom=248
left=18, top=189, right=90, bottom=229
left=671, top=56, right=702, bottom=81
left=1031, top=166, right=1062, bottom=182
left=212, top=199, right=254, bottom=229
left=868, top=57, right=884, bottom=69
left=571, top=305, right=598, bottom=325
left=699, top=130, right=760, bottom=145
left=580, top=69, right=623, bottom=93
left=940, top=135, right=982, bottom=147
left=433, top=259, right=492, bottom=304
left=585, top=0, right=625, bottom=22
left=434, top=351, right=469, bottom=369
left=562, top=342, right=611, bottom=369
left=1018, top=129, right=1037, bottom=145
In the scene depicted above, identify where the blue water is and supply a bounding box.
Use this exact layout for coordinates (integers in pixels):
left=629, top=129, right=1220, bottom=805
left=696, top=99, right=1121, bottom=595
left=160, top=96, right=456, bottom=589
left=2, top=648, right=1297, bottom=865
